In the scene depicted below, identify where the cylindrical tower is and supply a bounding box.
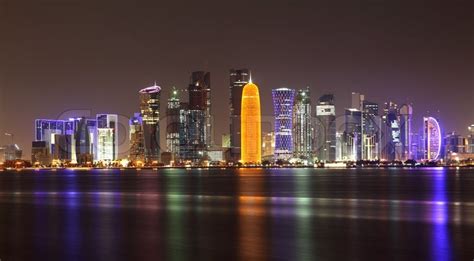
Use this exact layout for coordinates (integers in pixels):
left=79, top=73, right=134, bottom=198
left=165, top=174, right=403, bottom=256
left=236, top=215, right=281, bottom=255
left=241, top=82, right=261, bottom=163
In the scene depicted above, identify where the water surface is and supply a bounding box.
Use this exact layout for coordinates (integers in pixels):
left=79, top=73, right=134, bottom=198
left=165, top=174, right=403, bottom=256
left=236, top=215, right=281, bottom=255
left=0, top=168, right=473, bottom=260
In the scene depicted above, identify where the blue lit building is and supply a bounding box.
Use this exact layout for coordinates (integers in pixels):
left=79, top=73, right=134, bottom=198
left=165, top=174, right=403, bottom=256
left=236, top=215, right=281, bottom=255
left=34, top=115, right=115, bottom=165
left=272, top=88, right=295, bottom=160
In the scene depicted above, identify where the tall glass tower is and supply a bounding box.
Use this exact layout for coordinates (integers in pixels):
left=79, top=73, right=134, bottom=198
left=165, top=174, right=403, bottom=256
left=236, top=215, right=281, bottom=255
left=241, top=82, right=261, bottom=164
left=229, top=69, right=250, bottom=161
left=292, top=88, right=312, bottom=159
left=362, top=100, right=381, bottom=160
left=272, top=88, right=295, bottom=160
left=189, top=71, right=212, bottom=148
left=166, top=87, right=181, bottom=158
left=423, top=117, right=442, bottom=161
left=95, top=114, right=118, bottom=161
left=139, top=84, right=161, bottom=163
left=315, top=94, right=336, bottom=162
left=399, top=104, right=413, bottom=160
left=129, top=113, right=144, bottom=163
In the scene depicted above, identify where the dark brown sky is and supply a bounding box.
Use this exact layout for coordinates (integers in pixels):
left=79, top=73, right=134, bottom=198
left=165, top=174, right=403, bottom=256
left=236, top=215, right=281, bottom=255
left=1, top=0, right=473, bottom=157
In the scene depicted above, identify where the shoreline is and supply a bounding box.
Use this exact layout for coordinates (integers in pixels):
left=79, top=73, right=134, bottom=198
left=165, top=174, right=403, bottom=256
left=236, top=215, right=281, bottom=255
left=1, top=165, right=473, bottom=171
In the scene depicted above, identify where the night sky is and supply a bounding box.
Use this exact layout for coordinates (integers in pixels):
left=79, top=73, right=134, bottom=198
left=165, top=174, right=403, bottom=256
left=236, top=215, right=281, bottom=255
left=0, top=0, right=473, bottom=158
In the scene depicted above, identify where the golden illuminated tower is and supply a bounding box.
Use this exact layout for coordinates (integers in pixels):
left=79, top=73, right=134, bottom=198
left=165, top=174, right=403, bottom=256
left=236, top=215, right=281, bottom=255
left=241, top=82, right=261, bottom=163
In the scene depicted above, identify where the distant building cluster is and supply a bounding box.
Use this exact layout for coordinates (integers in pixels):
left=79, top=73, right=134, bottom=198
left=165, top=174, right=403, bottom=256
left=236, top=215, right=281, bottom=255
left=30, top=115, right=118, bottom=166
left=2, top=69, right=471, bottom=167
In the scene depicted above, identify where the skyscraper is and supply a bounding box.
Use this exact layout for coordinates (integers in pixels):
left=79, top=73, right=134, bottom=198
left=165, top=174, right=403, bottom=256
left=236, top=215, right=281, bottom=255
left=444, top=132, right=466, bottom=157
left=35, top=119, right=66, bottom=154
left=381, top=102, right=401, bottom=161
left=344, top=108, right=362, bottom=161
left=95, top=114, right=118, bottom=161
left=229, top=69, right=250, bottom=161
left=139, top=84, right=161, bottom=163
left=74, top=117, right=95, bottom=164
left=129, top=113, right=145, bottom=163
left=292, top=88, right=312, bottom=159
left=315, top=94, right=336, bottom=162
left=423, top=117, right=442, bottom=161
left=178, top=103, right=206, bottom=161
left=31, top=141, right=50, bottom=165
left=241, top=82, right=261, bottom=164
left=166, top=87, right=181, bottom=158
left=272, top=88, right=295, bottom=160
left=361, top=100, right=381, bottom=160
left=468, top=124, right=474, bottom=153
left=399, top=104, right=413, bottom=160
left=351, top=92, right=364, bottom=111
left=189, top=71, right=212, bottom=148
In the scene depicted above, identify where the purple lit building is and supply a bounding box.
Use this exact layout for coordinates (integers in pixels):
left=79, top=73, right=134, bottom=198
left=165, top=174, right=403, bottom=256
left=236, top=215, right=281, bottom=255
left=272, top=88, right=295, bottom=160
left=423, top=117, right=442, bottom=161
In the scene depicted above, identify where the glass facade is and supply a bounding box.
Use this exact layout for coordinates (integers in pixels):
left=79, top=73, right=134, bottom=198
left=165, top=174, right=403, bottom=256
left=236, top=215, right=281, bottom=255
left=423, top=117, right=442, bottom=160
left=292, top=88, right=312, bottom=159
left=229, top=69, right=250, bottom=161
left=315, top=94, right=336, bottom=162
left=272, top=88, right=295, bottom=160
left=399, top=104, right=413, bottom=160
left=139, top=85, right=161, bottom=163
left=96, top=114, right=118, bottom=161
left=166, top=87, right=181, bottom=158
left=129, top=113, right=145, bottom=163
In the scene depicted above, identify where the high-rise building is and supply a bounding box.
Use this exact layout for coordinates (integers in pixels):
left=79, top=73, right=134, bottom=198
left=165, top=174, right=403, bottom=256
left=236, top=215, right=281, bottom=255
left=179, top=103, right=206, bottom=161
left=31, top=141, right=50, bottom=165
left=166, top=87, right=181, bottom=158
left=381, top=102, right=401, bottom=161
left=139, top=84, right=161, bottom=163
left=315, top=94, right=336, bottom=162
left=229, top=69, right=250, bottom=161
left=335, top=132, right=344, bottom=161
left=361, top=100, right=381, bottom=160
left=272, top=88, right=295, bottom=160
left=351, top=92, right=364, bottom=111
left=129, top=113, right=145, bottom=163
left=467, top=124, right=474, bottom=153
left=444, top=132, right=466, bottom=157
left=344, top=108, right=362, bottom=161
left=189, top=71, right=212, bottom=148
left=95, top=114, right=118, bottom=161
left=53, top=134, right=72, bottom=162
left=241, top=82, right=261, bottom=163
left=399, top=104, right=413, bottom=160
left=35, top=119, right=66, bottom=154
left=0, top=144, right=22, bottom=162
left=423, top=117, right=442, bottom=161
left=262, top=132, right=275, bottom=160
left=74, top=117, right=95, bottom=164
left=292, top=88, right=312, bottom=159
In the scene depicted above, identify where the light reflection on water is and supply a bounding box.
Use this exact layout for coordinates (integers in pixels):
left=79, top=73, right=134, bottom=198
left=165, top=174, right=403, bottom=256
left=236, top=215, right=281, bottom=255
left=0, top=168, right=473, bottom=260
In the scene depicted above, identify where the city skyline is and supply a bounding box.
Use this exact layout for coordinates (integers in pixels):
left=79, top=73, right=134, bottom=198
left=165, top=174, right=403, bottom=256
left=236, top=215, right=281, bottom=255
left=0, top=1, right=473, bottom=159
left=1, top=75, right=473, bottom=162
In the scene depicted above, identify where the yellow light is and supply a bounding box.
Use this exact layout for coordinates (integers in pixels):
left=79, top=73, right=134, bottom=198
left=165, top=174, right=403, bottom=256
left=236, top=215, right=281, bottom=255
left=241, top=82, right=261, bottom=164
